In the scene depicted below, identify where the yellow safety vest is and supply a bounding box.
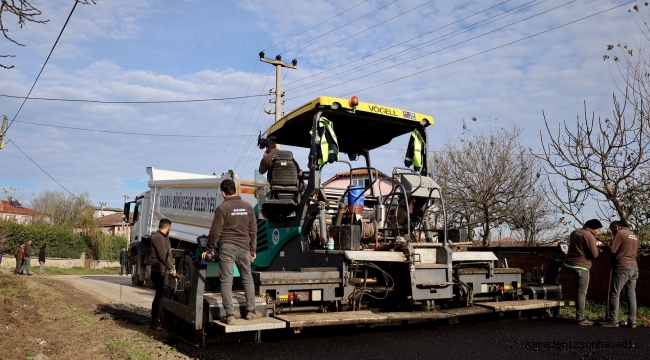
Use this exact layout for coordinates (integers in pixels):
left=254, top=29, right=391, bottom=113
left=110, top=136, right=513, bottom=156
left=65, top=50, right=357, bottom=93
left=311, top=117, right=339, bottom=165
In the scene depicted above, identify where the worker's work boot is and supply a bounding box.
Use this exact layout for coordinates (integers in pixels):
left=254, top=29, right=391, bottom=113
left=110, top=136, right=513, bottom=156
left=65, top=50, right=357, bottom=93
left=246, top=311, right=262, bottom=320
left=577, top=319, right=593, bottom=326
left=625, top=322, right=637, bottom=329
left=223, top=315, right=236, bottom=325
left=150, top=321, right=162, bottom=331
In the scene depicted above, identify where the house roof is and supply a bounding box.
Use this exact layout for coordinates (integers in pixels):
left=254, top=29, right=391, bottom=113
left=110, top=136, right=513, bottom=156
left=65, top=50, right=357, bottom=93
left=0, top=200, right=38, bottom=216
left=97, top=212, right=133, bottom=226
left=322, top=169, right=392, bottom=186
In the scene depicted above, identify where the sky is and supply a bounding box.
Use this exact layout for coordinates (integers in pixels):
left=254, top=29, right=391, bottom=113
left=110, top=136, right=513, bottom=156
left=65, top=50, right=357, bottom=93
left=0, top=0, right=642, bottom=216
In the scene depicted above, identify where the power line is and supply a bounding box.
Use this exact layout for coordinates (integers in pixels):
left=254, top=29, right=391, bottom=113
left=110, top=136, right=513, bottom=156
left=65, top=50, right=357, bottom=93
left=6, top=139, right=77, bottom=197
left=295, top=0, right=436, bottom=59
left=232, top=68, right=275, bottom=174
left=287, top=0, right=576, bottom=100
left=264, top=0, right=370, bottom=51
left=4, top=0, right=80, bottom=136
left=215, top=61, right=259, bottom=170
left=283, top=0, right=399, bottom=55
left=11, top=120, right=256, bottom=138
left=0, top=93, right=267, bottom=104
left=287, top=0, right=535, bottom=93
left=283, top=0, right=513, bottom=88
left=335, top=1, right=632, bottom=97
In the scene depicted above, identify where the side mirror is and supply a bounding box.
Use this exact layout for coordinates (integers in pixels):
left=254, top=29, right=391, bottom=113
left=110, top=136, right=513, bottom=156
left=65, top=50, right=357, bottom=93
left=123, top=202, right=131, bottom=223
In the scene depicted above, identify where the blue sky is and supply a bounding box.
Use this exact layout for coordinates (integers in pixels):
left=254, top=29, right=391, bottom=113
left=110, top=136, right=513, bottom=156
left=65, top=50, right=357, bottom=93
left=0, top=0, right=640, bottom=215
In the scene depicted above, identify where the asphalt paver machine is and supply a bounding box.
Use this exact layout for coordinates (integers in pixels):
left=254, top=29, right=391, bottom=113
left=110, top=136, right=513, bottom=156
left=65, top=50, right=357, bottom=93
left=125, top=96, right=568, bottom=345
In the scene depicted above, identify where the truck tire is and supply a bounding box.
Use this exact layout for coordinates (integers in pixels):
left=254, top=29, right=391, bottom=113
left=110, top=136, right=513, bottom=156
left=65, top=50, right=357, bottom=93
left=132, top=256, right=144, bottom=287
left=145, top=264, right=155, bottom=289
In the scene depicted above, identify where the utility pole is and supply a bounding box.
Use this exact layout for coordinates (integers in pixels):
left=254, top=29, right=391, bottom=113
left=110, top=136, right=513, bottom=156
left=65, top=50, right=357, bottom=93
left=122, top=195, right=130, bottom=237
left=259, top=52, right=297, bottom=122
left=0, top=115, right=7, bottom=149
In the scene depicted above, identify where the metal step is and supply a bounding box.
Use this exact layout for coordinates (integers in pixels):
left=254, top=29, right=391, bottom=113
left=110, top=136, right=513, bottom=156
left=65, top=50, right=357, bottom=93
left=212, top=317, right=286, bottom=333
left=274, top=310, right=456, bottom=328
left=474, top=299, right=573, bottom=312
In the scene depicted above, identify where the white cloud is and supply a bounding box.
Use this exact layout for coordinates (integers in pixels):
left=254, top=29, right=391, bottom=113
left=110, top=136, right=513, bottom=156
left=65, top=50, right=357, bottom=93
left=0, top=0, right=643, bottom=215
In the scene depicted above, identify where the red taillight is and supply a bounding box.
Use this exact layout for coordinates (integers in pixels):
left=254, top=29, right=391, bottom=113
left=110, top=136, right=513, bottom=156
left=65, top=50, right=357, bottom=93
left=350, top=96, right=359, bottom=107
left=288, top=294, right=295, bottom=301
left=499, top=286, right=505, bottom=292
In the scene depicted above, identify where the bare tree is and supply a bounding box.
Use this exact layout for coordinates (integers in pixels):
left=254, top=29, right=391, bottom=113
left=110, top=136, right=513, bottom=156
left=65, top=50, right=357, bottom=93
left=1, top=0, right=95, bottom=69
left=29, top=189, right=93, bottom=227
left=431, top=120, right=547, bottom=245
left=507, top=181, right=565, bottom=245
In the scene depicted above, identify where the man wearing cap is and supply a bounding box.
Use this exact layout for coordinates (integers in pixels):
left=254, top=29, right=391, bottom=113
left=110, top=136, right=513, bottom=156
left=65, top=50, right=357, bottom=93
left=600, top=220, right=639, bottom=328
left=564, top=219, right=602, bottom=325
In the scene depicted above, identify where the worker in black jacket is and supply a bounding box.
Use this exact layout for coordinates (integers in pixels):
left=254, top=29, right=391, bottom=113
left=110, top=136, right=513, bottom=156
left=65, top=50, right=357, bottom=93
left=119, top=248, right=128, bottom=276
left=202, top=179, right=260, bottom=325
left=149, top=219, right=176, bottom=330
left=38, top=245, right=46, bottom=275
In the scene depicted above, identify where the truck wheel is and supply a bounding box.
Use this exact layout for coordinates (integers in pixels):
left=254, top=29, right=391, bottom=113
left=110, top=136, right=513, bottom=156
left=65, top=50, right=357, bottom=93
left=145, top=264, right=155, bottom=289
left=132, top=257, right=144, bottom=287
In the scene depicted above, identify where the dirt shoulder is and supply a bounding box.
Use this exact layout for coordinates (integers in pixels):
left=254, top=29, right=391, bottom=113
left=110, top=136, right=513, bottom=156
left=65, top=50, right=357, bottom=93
left=0, top=270, right=188, bottom=360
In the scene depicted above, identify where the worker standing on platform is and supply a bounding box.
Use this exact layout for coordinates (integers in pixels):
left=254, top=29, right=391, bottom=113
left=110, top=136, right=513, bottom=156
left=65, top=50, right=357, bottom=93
left=202, top=179, right=260, bottom=325
left=150, top=218, right=176, bottom=330
left=600, top=220, right=639, bottom=328
left=564, top=219, right=602, bottom=326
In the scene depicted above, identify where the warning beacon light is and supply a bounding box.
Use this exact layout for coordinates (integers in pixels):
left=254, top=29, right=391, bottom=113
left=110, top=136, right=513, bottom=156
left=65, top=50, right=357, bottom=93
left=349, top=96, right=359, bottom=108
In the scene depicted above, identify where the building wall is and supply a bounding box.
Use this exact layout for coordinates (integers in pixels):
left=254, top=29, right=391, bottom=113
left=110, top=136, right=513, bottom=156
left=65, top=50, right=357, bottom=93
left=1, top=213, right=32, bottom=224
left=324, top=177, right=395, bottom=197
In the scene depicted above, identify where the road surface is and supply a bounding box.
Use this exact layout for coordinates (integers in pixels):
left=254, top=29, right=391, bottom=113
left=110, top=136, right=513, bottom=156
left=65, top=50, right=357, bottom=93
left=52, top=274, right=154, bottom=308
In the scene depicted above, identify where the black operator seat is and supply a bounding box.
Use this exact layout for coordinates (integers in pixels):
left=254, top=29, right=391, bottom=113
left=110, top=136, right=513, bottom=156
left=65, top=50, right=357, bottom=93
left=261, top=150, right=300, bottom=220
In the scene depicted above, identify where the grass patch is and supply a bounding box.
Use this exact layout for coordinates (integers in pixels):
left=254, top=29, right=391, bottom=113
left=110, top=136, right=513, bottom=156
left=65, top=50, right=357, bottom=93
left=560, top=301, right=650, bottom=326
left=42, top=267, right=121, bottom=275
left=107, top=338, right=154, bottom=360
left=0, top=284, right=19, bottom=299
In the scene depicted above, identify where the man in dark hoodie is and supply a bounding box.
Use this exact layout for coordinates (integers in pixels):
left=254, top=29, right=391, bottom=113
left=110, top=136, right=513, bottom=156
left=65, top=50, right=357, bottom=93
left=600, top=220, right=639, bottom=328
left=149, top=218, right=175, bottom=330
left=38, top=245, right=46, bottom=275
left=564, top=219, right=602, bottom=325
left=202, top=179, right=259, bottom=325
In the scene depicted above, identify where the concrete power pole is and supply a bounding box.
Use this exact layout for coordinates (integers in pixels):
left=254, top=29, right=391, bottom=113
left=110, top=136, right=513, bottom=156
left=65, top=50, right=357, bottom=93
left=259, top=52, right=297, bottom=122
left=0, top=115, right=7, bottom=149
left=122, top=195, right=130, bottom=237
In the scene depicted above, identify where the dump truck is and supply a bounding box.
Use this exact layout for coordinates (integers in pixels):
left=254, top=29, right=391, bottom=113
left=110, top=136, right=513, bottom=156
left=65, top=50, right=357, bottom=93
left=123, top=96, right=569, bottom=344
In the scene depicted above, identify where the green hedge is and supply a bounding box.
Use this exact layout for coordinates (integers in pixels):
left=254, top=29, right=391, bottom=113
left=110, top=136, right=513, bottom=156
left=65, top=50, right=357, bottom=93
left=0, top=221, right=86, bottom=259
left=105, top=235, right=128, bottom=261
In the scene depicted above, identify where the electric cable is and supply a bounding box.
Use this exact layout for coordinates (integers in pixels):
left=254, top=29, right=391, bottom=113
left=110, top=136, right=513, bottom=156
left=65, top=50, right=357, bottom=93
left=229, top=67, right=274, bottom=172
left=0, top=93, right=267, bottom=104
left=294, top=0, right=436, bottom=59
left=282, top=0, right=399, bottom=55
left=283, top=0, right=513, bottom=88
left=286, top=0, right=582, bottom=100
left=335, top=1, right=632, bottom=97
left=263, top=0, right=370, bottom=51
left=5, top=139, right=77, bottom=197
left=287, top=0, right=540, bottom=93
left=215, top=61, right=259, bottom=170
left=4, top=0, right=81, bottom=136
left=11, top=120, right=256, bottom=138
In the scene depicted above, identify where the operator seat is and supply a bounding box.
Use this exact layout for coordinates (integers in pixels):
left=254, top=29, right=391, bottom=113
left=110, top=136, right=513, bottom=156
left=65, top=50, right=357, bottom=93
left=261, top=150, right=300, bottom=221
